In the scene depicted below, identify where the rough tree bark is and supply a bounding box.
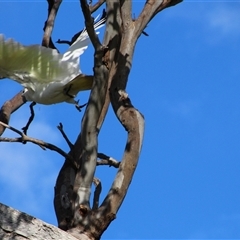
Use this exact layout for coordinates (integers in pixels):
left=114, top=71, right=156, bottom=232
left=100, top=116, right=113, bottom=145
left=0, top=0, right=182, bottom=239
left=0, top=203, right=79, bottom=240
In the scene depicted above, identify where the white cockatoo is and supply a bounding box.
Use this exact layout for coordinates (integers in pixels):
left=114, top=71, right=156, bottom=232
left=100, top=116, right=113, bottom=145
left=0, top=16, right=105, bottom=108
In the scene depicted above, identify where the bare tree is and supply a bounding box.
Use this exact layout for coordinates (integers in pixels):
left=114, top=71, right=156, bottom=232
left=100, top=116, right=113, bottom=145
left=0, top=0, right=182, bottom=239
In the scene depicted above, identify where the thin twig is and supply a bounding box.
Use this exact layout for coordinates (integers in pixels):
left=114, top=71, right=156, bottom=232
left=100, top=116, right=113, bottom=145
left=55, top=39, right=71, bottom=46
left=97, top=153, right=120, bottom=168
left=0, top=121, right=76, bottom=167
left=89, top=0, right=105, bottom=13
left=92, top=177, right=102, bottom=210
left=56, top=9, right=106, bottom=47
left=80, top=0, right=102, bottom=50
left=0, top=121, right=26, bottom=137
left=57, top=122, right=73, bottom=149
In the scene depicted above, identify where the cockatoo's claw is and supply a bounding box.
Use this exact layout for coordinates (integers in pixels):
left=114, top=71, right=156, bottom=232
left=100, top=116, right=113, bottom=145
left=64, top=84, right=75, bottom=99
left=75, top=100, right=87, bottom=112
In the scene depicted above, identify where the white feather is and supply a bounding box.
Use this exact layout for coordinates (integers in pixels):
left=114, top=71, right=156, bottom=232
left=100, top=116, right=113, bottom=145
left=0, top=15, right=105, bottom=105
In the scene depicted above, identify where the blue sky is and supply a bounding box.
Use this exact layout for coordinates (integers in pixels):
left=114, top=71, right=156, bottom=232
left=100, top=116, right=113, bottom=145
left=0, top=1, right=240, bottom=239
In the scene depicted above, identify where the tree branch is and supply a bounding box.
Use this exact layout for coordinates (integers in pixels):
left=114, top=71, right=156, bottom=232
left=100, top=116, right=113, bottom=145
left=0, top=91, right=26, bottom=136
left=96, top=0, right=122, bottom=131
left=42, top=0, right=62, bottom=49
left=80, top=0, right=102, bottom=50
left=135, top=0, right=183, bottom=37
left=70, top=0, right=109, bottom=227
left=0, top=121, right=76, bottom=167
left=100, top=93, right=145, bottom=214
left=97, top=153, right=120, bottom=168
left=92, top=177, right=102, bottom=210
left=56, top=9, right=106, bottom=47
left=57, top=122, right=74, bottom=150
left=89, top=0, right=106, bottom=13
left=120, top=0, right=132, bottom=31
left=86, top=0, right=145, bottom=231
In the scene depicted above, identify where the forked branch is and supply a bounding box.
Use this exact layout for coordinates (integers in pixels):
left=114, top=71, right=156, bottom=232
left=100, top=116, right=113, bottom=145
left=135, top=0, right=183, bottom=37
left=0, top=121, right=76, bottom=167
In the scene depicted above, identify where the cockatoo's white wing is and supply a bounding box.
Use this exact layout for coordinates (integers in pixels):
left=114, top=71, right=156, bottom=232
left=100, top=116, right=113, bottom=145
left=0, top=15, right=105, bottom=105
left=0, top=16, right=105, bottom=91
left=0, top=35, right=79, bottom=89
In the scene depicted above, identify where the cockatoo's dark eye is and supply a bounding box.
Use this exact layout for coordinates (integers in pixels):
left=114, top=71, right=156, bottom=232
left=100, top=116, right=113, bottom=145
left=22, top=88, right=27, bottom=94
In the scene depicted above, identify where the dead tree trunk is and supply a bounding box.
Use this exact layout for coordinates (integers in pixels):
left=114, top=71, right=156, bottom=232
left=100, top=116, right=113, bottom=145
left=0, top=0, right=182, bottom=239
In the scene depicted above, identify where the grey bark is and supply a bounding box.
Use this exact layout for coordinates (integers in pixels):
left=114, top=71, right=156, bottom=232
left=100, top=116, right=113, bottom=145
left=0, top=202, right=82, bottom=240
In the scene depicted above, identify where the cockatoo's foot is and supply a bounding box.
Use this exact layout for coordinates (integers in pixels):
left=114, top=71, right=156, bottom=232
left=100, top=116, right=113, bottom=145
left=22, top=102, right=36, bottom=136
left=64, top=84, right=75, bottom=99
left=64, top=85, right=86, bottom=111
left=75, top=100, right=87, bottom=111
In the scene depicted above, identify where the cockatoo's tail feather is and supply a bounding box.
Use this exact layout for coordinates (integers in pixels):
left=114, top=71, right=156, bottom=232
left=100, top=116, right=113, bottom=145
left=62, top=16, right=106, bottom=67
left=65, top=74, right=93, bottom=96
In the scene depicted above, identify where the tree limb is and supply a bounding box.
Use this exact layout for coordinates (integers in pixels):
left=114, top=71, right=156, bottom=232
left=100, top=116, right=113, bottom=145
left=96, top=0, right=122, bottom=131
left=57, top=122, right=74, bottom=150
left=135, top=0, right=183, bottom=37
left=0, top=91, right=26, bottom=136
left=42, top=0, right=62, bottom=49
left=56, top=9, right=106, bottom=47
left=120, top=0, right=132, bottom=31
left=92, top=177, right=102, bottom=210
left=89, top=0, right=106, bottom=13
left=97, top=153, right=120, bottom=168
left=70, top=0, right=109, bottom=227
left=87, top=0, right=145, bottom=232
left=0, top=121, right=76, bottom=167
left=80, top=0, right=102, bottom=50
left=100, top=93, right=144, bottom=214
